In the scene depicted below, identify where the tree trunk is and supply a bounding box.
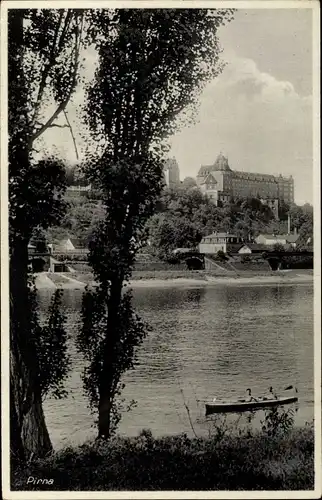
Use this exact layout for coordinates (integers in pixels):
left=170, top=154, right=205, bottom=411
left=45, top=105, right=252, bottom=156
left=97, top=278, right=123, bottom=439
left=98, top=392, right=112, bottom=439
left=8, top=10, right=52, bottom=462
left=10, top=241, right=52, bottom=462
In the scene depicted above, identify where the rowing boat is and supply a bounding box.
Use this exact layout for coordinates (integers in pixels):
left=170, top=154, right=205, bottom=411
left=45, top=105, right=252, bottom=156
left=205, top=396, right=298, bottom=415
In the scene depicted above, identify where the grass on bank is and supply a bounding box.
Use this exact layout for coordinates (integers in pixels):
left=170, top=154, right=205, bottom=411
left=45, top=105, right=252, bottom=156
left=12, top=425, right=314, bottom=491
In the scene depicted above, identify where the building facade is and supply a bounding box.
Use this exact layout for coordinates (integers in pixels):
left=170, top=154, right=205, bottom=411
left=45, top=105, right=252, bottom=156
left=199, top=232, right=243, bottom=254
left=196, top=153, right=294, bottom=216
left=255, top=233, right=299, bottom=248
left=164, top=158, right=180, bottom=188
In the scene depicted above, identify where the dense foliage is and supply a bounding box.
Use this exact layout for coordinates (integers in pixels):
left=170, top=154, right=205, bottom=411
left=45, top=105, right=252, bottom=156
left=12, top=420, right=314, bottom=491
left=46, top=196, right=105, bottom=245
left=45, top=182, right=314, bottom=261
left=29, top=286, right=70, bottom=401
left=288, top=203, right=313, bottom=249
left=146, top=185, right=313, bottom=259
left=77, top=286, right=148, bottom=436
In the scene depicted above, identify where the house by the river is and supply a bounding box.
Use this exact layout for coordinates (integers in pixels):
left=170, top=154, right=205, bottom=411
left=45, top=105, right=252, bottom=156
left=199, top=232, right=243, bottom=254
left=255, top=233, right=299, bottom=248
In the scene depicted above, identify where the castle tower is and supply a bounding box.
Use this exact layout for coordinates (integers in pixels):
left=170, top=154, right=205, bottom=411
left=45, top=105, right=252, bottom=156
left=164, top=158, right=180, bottom=188
left=213, top=152, right=232, bottom=172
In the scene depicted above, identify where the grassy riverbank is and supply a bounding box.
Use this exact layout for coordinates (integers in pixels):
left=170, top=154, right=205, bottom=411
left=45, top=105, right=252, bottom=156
left=12, top=426, right=314, bottom=491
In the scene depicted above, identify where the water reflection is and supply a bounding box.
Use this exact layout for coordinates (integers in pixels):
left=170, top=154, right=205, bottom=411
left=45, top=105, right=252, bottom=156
left=133, top=286, right=205, bottom=311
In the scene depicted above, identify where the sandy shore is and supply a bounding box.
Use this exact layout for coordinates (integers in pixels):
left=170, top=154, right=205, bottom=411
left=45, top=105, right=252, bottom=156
left=129, top=274, right=313, bottom=288
left=128, top=277, right=208, bottom=287
left=35, top=272, right=313, bottom=289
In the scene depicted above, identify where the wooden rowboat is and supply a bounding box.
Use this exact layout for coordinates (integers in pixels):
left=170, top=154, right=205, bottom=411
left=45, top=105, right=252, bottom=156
left=205, top=396, right=298, bottom=415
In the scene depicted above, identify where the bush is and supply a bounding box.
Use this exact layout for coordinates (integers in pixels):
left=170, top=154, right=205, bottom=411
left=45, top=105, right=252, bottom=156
left=215, top=250, right=228, bottom=262
left=273, top=243, right=285, bottom=253
left=260, top=407, right=295, bottom=438
left=11, top=424, right=314, bottom=491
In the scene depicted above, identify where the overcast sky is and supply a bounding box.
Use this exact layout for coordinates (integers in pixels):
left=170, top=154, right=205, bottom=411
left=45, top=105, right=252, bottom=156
left=39, top=8, right=314, bottom=205
left=169, top=8, right=313, bottom=205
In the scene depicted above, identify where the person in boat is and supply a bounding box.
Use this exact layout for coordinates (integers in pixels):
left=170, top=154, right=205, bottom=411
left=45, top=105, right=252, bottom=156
left=245, top=388, right=258, bottom=402
left=268, top=386, right=278, bottom=399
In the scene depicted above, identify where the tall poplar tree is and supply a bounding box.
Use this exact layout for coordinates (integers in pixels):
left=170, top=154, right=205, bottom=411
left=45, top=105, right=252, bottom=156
left=78, top=8, right=234, bottom=439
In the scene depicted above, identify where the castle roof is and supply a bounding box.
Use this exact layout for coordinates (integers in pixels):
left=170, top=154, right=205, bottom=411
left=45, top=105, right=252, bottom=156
left=213, top=153, right=231, bottom=172
left=200, top=173, right=217, bottom=185
left=197, top=153, right=231, bottom=176
left=197, top=165, right=213, bottom=176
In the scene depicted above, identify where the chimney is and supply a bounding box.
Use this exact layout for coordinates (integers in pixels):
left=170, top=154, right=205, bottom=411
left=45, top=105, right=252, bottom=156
left=287, top=214, right=291, bottom=235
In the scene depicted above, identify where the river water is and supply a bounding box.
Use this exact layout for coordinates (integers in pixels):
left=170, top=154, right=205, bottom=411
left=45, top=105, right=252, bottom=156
left=40, top=282, right=314, bottom=449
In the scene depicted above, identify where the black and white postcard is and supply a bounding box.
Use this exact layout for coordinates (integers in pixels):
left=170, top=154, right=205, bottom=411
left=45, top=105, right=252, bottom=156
left=1, top=1, right=321, bottom=498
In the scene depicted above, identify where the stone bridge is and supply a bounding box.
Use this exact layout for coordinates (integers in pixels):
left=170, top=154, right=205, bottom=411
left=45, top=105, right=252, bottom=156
left=173, top=252, right=205, bottom=270
left=28, top=250, right=89, bottom=272
left=263, top=251, right=313, bottom=271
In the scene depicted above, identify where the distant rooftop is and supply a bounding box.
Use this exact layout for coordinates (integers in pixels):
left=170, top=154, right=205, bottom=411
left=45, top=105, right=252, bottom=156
left=198, top=153, right=232, bottom=176
left=172, top=248, right=196, bottom=254
left=239, top=243, right=269, bottom=252
left=200, top=173, right=218, bottom=185
left=258, top=233, right=300, bottom=242
left=202, top=232, right=238, bottom=239
left=213, top=152, right=232, bottom=172
left=233, top=170, right=276, bottom=181
left=197, top=154, right=293, bottom=181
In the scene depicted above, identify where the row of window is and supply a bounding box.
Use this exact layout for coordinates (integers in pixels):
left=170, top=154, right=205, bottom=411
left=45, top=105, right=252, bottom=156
left=232, top=179, right=275, bottom=184
left=203, top=238, right=239, bottom=244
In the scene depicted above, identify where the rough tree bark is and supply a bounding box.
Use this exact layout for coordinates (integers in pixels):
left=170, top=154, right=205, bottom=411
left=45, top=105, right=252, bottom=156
left=10, top=240, right=52, bottom=461
left=9, top=10, right=52, bottom=461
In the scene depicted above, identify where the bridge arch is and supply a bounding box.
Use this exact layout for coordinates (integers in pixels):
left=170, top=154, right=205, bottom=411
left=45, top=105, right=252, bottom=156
left=185, top=256, right=204, bottom=270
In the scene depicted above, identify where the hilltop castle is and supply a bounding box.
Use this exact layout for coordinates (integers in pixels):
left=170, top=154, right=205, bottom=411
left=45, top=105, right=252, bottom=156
left=196, top=153, right=294, bottom=217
